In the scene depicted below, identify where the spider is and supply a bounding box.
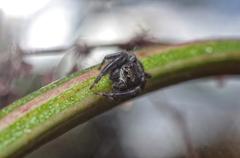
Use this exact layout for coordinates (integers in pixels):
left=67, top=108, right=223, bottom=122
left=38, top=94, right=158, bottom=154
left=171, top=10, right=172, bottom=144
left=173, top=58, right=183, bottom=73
left=90, top=50, right=151, bottom=100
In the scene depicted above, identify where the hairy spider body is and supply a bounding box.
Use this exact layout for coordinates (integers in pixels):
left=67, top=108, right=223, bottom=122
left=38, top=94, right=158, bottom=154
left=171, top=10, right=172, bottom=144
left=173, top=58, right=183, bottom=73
left=90, top=51, right=151, bottom=100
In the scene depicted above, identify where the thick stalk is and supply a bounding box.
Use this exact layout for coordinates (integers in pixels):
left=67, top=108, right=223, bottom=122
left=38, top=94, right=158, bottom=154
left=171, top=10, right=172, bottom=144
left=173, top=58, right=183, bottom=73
left=0, top=40, right=240, bottom=157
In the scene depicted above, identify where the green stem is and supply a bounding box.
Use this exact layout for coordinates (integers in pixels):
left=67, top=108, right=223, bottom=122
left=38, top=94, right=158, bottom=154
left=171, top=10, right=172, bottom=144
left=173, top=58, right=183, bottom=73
left=0, top=39, right=240, bottom=158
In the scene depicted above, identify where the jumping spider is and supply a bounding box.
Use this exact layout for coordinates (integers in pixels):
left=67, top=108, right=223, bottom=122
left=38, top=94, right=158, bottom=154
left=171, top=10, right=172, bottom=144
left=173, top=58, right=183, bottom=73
left=90, top=51, right=151, bottom=100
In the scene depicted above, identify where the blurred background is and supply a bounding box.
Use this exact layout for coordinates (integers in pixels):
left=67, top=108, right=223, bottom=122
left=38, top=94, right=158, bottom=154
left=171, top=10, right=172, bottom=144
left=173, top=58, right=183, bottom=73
left=0, top=0, right=240, bottom=157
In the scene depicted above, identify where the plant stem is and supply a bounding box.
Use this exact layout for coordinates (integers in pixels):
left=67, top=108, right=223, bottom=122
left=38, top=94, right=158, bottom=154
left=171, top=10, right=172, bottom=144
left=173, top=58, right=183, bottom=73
left=0, top=39, right=240, bottom=158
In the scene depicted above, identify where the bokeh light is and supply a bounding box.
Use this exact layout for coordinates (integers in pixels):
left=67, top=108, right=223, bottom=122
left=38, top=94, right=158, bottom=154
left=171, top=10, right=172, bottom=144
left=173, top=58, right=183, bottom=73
left=0, top=0, right=51, bottom=18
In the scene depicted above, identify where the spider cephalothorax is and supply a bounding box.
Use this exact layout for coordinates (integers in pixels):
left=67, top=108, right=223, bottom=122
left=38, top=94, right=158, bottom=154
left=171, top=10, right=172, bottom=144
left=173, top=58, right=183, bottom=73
left=90, top=51, right=151, bottom=100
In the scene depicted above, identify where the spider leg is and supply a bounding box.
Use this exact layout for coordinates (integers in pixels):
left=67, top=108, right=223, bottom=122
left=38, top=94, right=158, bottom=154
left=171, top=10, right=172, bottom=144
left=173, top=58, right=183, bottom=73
left=128, top=54, right=137, bottom=62
left=98, top=51, right=127, bottom=70
left=144, top=73, right=151, bottom=78
left=138, top=70, right=151, bottom=89
left=138, top=60, right=151, bottom=79
left=99, top=86, right=142, bottom=99
left=138, top=60, right=145, bottom=71
left=90, top=54, right=128, bottom=89
left=109, top=69, right=120, bottom=81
